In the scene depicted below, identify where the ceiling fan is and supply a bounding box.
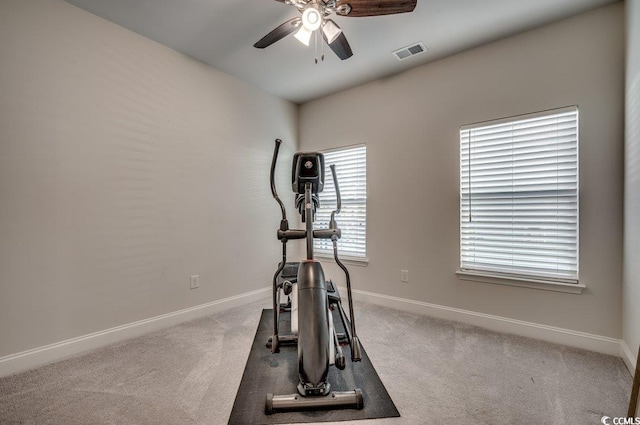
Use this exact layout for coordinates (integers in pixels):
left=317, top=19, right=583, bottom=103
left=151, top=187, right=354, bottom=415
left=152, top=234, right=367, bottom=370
left=254, top=0, right=417, bottom=62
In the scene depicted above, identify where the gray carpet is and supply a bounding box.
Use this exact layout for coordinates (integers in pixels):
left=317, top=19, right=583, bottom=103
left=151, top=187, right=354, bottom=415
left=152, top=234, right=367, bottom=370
left=0, top=298, right=632, bottom=425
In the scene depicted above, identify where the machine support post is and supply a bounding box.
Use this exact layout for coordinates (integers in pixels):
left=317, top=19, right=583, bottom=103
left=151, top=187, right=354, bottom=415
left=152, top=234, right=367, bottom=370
left=305, top=183, right=314, bottom=260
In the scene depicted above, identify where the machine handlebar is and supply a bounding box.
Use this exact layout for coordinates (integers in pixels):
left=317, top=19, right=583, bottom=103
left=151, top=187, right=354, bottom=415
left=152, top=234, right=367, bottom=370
left=270, top=139, right=287, bottom=223
left=328, top=164, right=360, bottom=361
left=329, top=164, right=341, bottom=228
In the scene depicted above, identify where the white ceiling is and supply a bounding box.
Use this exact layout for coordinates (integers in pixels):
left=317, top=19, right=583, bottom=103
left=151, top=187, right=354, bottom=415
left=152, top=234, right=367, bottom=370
left=64, top=0, right=617, bottom=104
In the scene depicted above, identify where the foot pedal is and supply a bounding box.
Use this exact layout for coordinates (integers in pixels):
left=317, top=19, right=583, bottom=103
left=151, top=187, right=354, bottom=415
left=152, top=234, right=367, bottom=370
left=266, top=334, right=298, bottom=348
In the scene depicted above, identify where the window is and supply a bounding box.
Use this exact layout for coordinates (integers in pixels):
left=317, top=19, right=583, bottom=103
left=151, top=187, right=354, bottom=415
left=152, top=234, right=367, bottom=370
left=314, top=145, right=367, bottom=261
left=459, top=106, right=579, bottom=284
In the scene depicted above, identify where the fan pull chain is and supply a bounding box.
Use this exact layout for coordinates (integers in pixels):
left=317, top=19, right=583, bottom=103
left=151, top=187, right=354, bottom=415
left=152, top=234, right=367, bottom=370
left=314, top=30, right=318, bottom=64
left=312, top=30, right=325, bottom=64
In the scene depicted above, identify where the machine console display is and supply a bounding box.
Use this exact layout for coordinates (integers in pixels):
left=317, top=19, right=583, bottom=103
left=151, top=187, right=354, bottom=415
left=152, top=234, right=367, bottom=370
left=292, top=152, right=324, bottom=194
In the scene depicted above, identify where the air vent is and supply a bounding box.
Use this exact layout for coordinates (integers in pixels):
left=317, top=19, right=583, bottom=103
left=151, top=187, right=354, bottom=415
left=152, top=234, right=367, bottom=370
left=392, top=42, right=426, bottom=61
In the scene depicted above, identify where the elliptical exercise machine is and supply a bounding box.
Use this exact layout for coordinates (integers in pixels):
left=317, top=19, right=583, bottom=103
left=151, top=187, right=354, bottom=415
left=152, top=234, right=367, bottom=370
left=266, top=139, right=363, bottom=414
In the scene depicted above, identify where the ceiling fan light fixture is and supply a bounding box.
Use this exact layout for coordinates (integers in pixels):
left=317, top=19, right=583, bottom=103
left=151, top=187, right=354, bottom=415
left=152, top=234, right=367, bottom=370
left=294, top=26, right=313, bottom=46
left=322, top=20, right=342, bottom=44
left=301, top=7, right=322, bottom=31
left=254, top=0, right=417, bottom=61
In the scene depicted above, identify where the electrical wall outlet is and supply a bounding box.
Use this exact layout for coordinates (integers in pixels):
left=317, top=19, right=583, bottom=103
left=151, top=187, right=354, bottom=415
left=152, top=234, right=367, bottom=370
left=400, top=270, right=409, bottom=283
left=190, top=275, right=200, bottom=289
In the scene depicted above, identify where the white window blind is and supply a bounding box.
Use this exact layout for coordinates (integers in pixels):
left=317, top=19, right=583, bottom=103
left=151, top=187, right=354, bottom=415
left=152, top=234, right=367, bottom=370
left=460, top=106, right=579, bottom=283
left=315, top=145, right=367, bottom=260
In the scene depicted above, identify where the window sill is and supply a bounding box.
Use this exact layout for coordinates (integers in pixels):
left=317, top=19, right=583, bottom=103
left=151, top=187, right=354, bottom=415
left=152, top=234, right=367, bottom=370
left=456, top=270, right=585, bottom=294
left=316, top=255, right=369, bottom=267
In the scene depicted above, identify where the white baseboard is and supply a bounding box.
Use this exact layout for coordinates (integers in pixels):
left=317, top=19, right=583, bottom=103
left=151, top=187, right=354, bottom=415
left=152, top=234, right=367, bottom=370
left=341, top=286, right=623, bottom=358
left=0, top=287, right=271, bottom=378
left=621, top=340, right=638, bottom=375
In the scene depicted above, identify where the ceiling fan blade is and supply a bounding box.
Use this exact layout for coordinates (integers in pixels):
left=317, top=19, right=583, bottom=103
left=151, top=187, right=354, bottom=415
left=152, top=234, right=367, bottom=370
left=254, top=17, right=302, bottom=49
left=336, top=0, right=417, bottom=17
left=323, top=29, right=353, bottom=60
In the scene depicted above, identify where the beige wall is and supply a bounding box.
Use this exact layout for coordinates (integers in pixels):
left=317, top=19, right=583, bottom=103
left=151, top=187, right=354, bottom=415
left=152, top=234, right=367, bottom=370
left=624, top=0, right=640, bottom=358
left=300, top=4, right=624, bottom=338
left=0, top=0, right=298, bottom=357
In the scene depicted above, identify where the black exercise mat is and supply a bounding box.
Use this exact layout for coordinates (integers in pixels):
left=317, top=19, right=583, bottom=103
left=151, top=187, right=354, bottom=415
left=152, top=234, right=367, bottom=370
left=228, top=309, right=400, bottom=424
